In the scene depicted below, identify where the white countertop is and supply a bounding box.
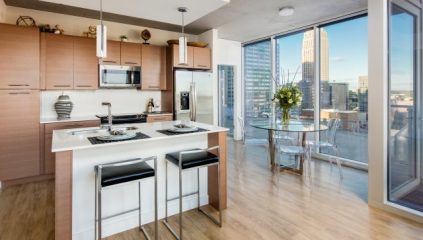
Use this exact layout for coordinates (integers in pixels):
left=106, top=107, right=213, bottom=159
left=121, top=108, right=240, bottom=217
left=52, top=121, right=228, bottom=152
left=40, top=115, right=99, bottom=124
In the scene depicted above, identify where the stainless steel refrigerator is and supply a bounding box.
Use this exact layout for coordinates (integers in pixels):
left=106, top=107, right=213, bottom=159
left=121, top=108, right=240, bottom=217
left=174, top=70, right=213, bottom=124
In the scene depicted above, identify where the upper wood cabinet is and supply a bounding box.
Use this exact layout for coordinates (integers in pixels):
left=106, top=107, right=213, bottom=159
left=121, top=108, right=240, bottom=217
left=0, top=90, right=40, bottom=181
left=121, top=42, right=141, bottom=66
left=73, top=37, right=98, bottom=90
left=172, top=45, right=194, bottom=68
left=100, top=40, right=121, bottom=65
left=142, top=45, right=166, bottom=90
left=0, top=24, right=40, bottom=89
left=193, top=47, right=212, bottom=69
left=42, top=33, right=99, bottom=90
left=43, top=34, right=74, bottom=90
left=171, top=44, right=211, bottom=70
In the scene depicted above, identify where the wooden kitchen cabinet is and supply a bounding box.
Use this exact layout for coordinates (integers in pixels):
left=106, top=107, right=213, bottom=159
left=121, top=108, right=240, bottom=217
left=73, top=37, right=98, bottom=90
left=100, top=40, right=121, bottom=65
left=172, top=45, right=194, bottom=68
left=142, top=45, right=166, bottom=90
left=43, top=34, right=74, bottom=90
left=0, top=24, right=40, bottom=89
left=43, top=120, right=100, bottom=174
left=193, top=47, right=212, bottom=69
left=0, top=90, right=40, bottom=181
left=147, top=114, right=173, bottom=123
left=121, top=42, right=141, bottom=66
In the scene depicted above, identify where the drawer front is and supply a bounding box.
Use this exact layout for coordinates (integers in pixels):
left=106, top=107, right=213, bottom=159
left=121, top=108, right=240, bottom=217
left=147, top=114, right=173, bottom=123
left=44, top=120, right=100, bottom=135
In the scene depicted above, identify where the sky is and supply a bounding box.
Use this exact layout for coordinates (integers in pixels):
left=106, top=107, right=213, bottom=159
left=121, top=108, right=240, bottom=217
left=277, top=16, right=368, bottom=90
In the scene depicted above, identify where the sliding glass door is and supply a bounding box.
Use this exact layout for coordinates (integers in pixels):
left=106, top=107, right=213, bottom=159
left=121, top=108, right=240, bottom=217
left=388, top=0, right=422, bottom=212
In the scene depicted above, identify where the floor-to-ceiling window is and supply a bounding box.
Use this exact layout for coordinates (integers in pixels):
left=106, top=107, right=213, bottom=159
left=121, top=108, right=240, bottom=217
left=319, top=16, right=369, bottom=163
left=275, top=29, right=315, bottom=121
left=388, top=0, right=423, bottom=212
left=243, top=40, right=272, bottom=142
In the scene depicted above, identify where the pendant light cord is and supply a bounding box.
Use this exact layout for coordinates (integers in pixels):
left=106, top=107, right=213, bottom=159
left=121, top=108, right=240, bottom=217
left=100, top=0, right=104, bottom=55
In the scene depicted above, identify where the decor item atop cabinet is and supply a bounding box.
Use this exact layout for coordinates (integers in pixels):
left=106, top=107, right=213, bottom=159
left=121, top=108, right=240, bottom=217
left=187, top=41, right=208, bottom=48
left=53, top=25, right=64, bottom=35
left=120, top=35, right=128, bottom=42
left=141, top=29, right=151, bottom=44
left=16, top=16, right=36, bottom=27
left=54, top=94, right=73, bottom=120
left=82, top=26, right=96, bottom=38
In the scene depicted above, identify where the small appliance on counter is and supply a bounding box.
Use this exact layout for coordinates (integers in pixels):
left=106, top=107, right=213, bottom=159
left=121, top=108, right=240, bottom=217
left=54, top=94, right=73, bottom=120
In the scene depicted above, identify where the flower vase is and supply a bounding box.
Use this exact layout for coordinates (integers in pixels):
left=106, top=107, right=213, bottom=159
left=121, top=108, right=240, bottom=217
left=282, top=108, right=290, bottom=124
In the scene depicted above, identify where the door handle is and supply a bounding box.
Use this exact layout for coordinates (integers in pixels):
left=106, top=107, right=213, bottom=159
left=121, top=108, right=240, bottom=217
left=8, top=84, right=30, bottom=87
left=8, top=92, right=30, bottom=95
left=189, top=83, right=194, bottom=121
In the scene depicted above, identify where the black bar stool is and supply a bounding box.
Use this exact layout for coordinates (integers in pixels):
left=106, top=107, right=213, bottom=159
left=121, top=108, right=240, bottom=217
left=94, top=157, right=158, bottom=240
left=163, top=146, right=222, bottom=240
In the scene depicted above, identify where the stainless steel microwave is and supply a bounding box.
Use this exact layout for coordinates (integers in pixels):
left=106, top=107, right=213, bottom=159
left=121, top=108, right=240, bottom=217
left=99, top=65, right=141, bottom=88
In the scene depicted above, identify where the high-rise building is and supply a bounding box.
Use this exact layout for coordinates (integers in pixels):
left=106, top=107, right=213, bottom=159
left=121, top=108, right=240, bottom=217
left=244, top=41, right=273, bottom=118
left=300, top=29, right=330, bottom=109
left=329, top=82, right=349, bottom=110
left=358, top=76, right=369, bottom=112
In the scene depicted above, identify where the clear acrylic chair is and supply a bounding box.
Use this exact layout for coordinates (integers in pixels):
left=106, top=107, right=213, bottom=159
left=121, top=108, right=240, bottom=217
left=306, top=118, right=343, bottom=179
left=275, top=130, right=312, bottom=179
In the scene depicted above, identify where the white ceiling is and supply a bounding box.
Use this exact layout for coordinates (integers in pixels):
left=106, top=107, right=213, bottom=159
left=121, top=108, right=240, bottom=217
left=40, top=0, right=230, bottom=25
left=187, top=0, right=368, bottom=42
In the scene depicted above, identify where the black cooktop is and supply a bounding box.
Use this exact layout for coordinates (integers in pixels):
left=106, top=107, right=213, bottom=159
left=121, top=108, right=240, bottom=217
left=88, top=132, right=151, bottom=145
left=96, top=113, right=147, bottom=125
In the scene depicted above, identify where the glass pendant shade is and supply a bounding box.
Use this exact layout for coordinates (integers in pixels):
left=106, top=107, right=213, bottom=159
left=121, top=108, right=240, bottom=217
left=96, top=24, right=107, bottom=58
left=179, top=36, right=187, bottom=65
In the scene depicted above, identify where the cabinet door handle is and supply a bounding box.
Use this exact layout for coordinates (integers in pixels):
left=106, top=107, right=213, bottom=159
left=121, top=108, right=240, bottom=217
left=124, top=61, right=138, bottom=65
left=8, top=84, right=30, bottom=87
left=54, top=85, right=71, bottom=87
left=8, top=92, right=30, bottom=95
left=76, top=85, right=93, bottom=88
left=196, top=65, right=208, bottom=68
left=148, top=85, right=160, bottom=89
left=102, top=60, right=117, bottom=63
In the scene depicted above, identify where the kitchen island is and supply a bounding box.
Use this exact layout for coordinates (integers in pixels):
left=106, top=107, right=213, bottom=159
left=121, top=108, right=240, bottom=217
left=52, top=121, right=228, bottom=240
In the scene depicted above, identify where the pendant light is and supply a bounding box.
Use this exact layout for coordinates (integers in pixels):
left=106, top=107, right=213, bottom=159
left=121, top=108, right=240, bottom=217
left=96, top=0, right=107, bottom=58
left=178, top=7, right=188, bottom=65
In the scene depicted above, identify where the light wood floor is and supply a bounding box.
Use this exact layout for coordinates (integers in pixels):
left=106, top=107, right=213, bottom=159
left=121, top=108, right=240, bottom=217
left=1, top=139, right=423, bottom=240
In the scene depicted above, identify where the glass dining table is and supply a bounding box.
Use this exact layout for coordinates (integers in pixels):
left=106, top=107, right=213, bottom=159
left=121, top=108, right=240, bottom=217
left=250, top=119, right=328, bottom=175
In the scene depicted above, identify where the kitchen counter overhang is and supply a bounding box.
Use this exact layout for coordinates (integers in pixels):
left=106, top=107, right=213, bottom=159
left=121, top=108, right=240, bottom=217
left=52, top=121, right=228, bottom=240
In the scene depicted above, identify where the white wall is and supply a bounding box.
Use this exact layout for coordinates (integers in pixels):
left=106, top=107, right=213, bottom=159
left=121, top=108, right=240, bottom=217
left=215, top=38, right=242, bottom=140
left=41, top=90, right=161, bottom=119
left=0, top=0, right=6, bottom=22
left=199, top=29, right=242, bottom=139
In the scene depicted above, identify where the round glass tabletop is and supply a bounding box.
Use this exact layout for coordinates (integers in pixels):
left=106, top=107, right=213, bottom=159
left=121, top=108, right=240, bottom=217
left=250, top=119, right=328, bottom=132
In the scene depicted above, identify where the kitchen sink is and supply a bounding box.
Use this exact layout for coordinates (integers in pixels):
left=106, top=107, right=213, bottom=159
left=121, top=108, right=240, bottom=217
left=68, top=126, right=138, bottom=135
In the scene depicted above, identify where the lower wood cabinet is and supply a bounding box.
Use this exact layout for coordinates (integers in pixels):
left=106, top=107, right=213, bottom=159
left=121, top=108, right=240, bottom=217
left=0, top=90, right=40, bottom=181
left=146, top=114, right=173, bottom=123
left=42, top=120, right=100, bottom=175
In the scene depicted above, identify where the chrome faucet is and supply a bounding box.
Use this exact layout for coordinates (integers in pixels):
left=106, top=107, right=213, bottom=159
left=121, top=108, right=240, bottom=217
left=102, top=102, right=112, bottom=131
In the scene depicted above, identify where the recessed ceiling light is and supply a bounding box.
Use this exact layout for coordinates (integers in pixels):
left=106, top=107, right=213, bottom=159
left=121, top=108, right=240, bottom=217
left=279, top=7, right=295, bottom=17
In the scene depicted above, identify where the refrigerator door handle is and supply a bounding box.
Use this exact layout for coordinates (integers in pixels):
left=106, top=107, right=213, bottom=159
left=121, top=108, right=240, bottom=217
left=192, top=82, right=197, bottom=122
left=189, top=83, right=194, bottom=121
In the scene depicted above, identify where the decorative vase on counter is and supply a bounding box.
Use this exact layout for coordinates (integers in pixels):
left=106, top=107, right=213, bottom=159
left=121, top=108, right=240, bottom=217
left=55, top=94, right=73, bottom=120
